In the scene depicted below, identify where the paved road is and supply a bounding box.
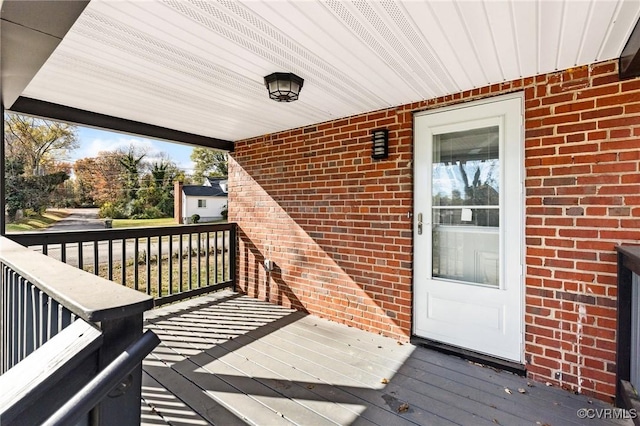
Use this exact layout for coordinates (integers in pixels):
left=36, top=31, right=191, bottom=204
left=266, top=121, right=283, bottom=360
left=47, top=208, right=104, bottom=231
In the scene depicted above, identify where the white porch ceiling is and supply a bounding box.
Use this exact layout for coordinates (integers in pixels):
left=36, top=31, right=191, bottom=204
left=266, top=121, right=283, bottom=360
left=12, top=0, right=640, bottom=142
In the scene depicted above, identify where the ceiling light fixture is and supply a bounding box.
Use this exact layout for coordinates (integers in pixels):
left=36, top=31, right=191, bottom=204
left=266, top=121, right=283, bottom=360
left=264, top=72, right=304, bottom=102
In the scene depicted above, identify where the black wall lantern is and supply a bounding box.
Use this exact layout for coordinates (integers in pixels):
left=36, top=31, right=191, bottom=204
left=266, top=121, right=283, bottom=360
left=371, top=129, right=389, bottom=159
left=264, top=72, right=304, bottom=102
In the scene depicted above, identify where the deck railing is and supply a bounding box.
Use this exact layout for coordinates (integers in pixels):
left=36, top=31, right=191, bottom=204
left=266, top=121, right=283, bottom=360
left=0, top=236, right=155, bottom=424
left=1, top=263, right=77, bottom=373
left=616, top=246, right=640, bottom=424
left=7, top=222, right=236, bottom=306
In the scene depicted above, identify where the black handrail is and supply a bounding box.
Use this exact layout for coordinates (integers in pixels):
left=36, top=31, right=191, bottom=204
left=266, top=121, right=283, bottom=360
left=43, top=330, right=161, bottom=426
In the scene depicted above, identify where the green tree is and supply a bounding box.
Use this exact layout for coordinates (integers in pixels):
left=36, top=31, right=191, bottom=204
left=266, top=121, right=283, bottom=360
left=119, top=147, right=146, bottom=202
left=5, top=157, right=69, bottom=219
left=137, top=161, right=178, bottom=217
left=5, top=113, right=78, bottom=176
left=190, top=148, right=227, bottom=184
left=4, top=114, right=76, bottom=219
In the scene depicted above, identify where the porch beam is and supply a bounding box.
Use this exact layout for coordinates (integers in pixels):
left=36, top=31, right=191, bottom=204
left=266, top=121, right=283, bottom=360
left=620, top=17, right=640, bottom=80
left=10, top=97, right=235, bottom=152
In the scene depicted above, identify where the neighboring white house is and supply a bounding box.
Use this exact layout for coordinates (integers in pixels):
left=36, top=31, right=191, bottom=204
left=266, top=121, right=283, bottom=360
left=174, top=178, right=228, bottom=224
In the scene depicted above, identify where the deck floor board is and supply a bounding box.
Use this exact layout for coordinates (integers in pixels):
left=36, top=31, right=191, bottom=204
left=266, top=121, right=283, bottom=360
left=142, top=291, right=632, bottom=426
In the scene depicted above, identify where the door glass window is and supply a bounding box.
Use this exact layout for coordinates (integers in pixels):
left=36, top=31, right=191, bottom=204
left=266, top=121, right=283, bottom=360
left=432, top=126, right=500, bottom=287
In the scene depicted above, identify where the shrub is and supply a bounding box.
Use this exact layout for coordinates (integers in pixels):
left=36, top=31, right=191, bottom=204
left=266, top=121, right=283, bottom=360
left=99, top=202, right=126, bottom=219
left=190, top=214, right=200, bottom=224
left=140, top=206, right=164, bottom=219
left=221, top=205, right=228, bottom=220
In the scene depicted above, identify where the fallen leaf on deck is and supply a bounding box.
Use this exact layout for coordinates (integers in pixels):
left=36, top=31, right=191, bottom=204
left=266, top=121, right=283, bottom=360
left=381, top=378, right=390, bottom=384
left=504, top=388, right=512, bottom=394
left=518, top=388, right=526, bottom=394
left=398, top=403, right=409, bottom=413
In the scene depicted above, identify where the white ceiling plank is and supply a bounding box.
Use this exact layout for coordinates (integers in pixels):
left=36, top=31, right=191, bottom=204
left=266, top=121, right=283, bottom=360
left=455, top=1, right=504, bottom=84
left=403, top=1, right=470, bottom=93
left=425, top=1, right=486, bottom=89
left=321, top=0, right=431, bottom=103
left=556, top=1, right=591, bottom=70
left=485, top=1, right=520, bottom=82
left=600, top=0, right=640, bottom=59
left=538, top=0, right=565, bottom=73
left=411, top=2, right=482, bottom=90
left=10, top=0, right=639, bottom=142
left=350, top=0, right=440, bottom=99
left=379, top=0, right=457, bottom=95
left=577, top=0, right=619, bottom=63
left=511, top=1, right=538, bottom=77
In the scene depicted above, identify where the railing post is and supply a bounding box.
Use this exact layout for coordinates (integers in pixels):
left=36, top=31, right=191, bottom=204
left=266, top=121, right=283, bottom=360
left=92, top=313, right=145, bottom=425
left=230, top=223, right=237, bottom=291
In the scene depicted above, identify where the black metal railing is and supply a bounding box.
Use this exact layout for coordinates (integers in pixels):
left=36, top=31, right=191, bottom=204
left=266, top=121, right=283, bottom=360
left=7, top=223, right=236, bottom=305
left=1, top=264, right=76, bottom=373
left=0, top=236, right=155, bottom=425
left=616, top=246, right=640, bottom=425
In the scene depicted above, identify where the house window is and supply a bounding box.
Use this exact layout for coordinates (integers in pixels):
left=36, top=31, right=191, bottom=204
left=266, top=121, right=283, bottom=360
left=198, top=199, right=206, bottom=208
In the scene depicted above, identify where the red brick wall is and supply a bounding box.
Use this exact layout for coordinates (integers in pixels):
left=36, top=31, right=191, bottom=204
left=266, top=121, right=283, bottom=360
left=522, top=61, right=640, bottom=401
left=229, top=59, right=638, bottom=402
left=230, top=110, right=414, bottom=339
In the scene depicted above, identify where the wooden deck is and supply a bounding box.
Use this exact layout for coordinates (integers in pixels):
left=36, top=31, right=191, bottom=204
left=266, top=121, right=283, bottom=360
left=141, top=290, right=632, bottom=426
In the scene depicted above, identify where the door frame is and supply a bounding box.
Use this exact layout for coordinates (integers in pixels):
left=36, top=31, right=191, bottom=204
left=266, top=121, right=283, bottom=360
left=411, top=92, right=526, bottom=366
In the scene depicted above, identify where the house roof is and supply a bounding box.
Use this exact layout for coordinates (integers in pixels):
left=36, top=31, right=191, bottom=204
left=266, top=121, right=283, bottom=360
left=182, top=185, right=227, bottom=198
left=2, top=1, right=640, bottom=144
left=204, top=177, right=227, bottom=187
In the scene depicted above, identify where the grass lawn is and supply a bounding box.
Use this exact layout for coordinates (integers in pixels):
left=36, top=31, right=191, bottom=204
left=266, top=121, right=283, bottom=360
left=112, top=218, right=227, bottom=228
left=85, top=249, right=231, bottom=300
left=112, top=217, right=178, bottom=228
left=5, top=209, right=70, bottom=232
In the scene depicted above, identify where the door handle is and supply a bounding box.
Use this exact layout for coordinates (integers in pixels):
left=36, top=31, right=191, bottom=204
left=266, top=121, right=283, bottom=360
left=417, top=213, right=423, bottom=235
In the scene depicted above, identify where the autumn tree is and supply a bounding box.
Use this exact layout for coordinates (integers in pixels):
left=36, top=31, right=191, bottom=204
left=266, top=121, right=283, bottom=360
left=74, top=145, right=184, bottom=219
left=190, top=148, right=227, bottom=184
left=74, top=153, right=125, bottom=206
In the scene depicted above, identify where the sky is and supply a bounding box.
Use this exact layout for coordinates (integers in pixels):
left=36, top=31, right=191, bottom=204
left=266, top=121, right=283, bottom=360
left=69, top=126, right=196, bottom=175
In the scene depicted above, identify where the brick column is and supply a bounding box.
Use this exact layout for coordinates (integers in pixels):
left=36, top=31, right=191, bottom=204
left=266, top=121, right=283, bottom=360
left=174, top=181, right=183, bottom=224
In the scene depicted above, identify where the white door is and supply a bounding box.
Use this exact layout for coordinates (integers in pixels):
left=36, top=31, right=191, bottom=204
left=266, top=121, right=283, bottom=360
left=413, top=94, right=524, bottom=362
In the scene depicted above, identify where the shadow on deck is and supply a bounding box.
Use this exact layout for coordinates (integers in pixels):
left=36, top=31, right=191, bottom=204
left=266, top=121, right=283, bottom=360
left=142, top=291, right=631, bottom=426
